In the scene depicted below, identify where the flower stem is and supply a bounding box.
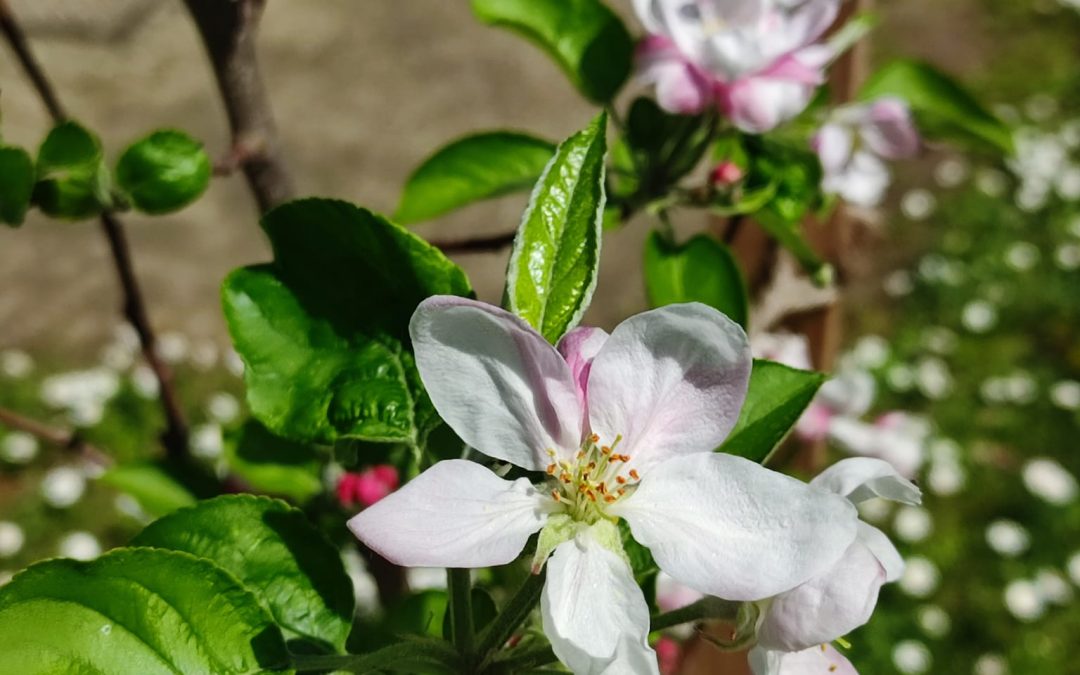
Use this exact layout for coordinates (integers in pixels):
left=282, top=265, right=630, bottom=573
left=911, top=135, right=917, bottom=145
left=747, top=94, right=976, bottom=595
left=291, top=639, right=460, bottom=673
left=650, top=597, right=741, bottom=632
left=476, top=569, right=547, bottom=664
left=447, top=568, right=476, bottom=661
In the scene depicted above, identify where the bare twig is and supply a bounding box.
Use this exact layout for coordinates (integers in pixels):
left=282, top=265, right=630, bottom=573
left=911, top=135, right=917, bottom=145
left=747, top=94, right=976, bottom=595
left=429, top=230, right=517, bottom=254
left=0, top=1, right=190, bottom=461
left=182, top=0, right=294, bottom=212
left=0, top=406, right=112, bottom=468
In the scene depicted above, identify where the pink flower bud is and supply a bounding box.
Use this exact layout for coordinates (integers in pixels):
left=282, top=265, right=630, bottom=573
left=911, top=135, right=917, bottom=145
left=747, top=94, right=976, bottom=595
left=337, top=465, right=401, bottom=508
left=656, top=637, right=683, bottom=675
left=710, top=161, right=744, bottom=186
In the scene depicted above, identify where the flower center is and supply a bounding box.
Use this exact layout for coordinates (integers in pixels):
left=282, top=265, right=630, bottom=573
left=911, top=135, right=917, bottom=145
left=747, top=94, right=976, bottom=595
left=544, top=433, right=641, bottom=524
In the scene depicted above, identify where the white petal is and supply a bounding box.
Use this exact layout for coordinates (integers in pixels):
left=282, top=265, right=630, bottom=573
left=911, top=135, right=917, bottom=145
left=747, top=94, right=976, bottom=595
left=541, top=529, right=658, bottom=675
left=586, top=303, right=751, bottom=472
left=613, top=453, right=858, bottom=601
left=757, top=538, right=885, bottom=651
left=348, top=459, right=547, bottom=567
left=750, top=645, right=858, bottom=675
left=410, top=296, right=583, bottom=470
left=857, top=521, right=904, bottom=582
left=557, top=326, right=609, bottom=432
left=811, top=457, right=922, bottom=505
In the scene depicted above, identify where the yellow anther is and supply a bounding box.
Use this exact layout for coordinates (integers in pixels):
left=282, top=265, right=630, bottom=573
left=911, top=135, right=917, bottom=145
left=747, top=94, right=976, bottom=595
left=590, top=434, right=600, bottom=443
left=604, top=495, right=617, bottom=503
left=551, top=489, right=561, bottom=502
left=601, top=446, right=612, bottom=455
left=546, top=463, right=557, bottom=475
left=629, top=469, right=640, bottom=481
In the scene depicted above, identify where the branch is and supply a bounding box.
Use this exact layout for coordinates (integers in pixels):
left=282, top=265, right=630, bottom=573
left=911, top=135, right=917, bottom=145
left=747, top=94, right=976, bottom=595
left=182, top=0, right=294, bottom=212
left=0, top=1, right=190, bottom=461
left=429, top=230, right=517, bottom=254
left=0, top=406, right=112, bottom=468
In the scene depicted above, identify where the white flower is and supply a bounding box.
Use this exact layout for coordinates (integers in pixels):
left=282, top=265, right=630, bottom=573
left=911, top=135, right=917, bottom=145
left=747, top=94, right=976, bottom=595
left=157, top=332, right=189, bottom=364
left=986, top=520, right=1030, bottom=557
left=1003, top=579, right=1045, bottom=622
left=750, top=332, right=812, bottom=371
left=0, top=522, right=25, bottom=558
left=1066, top=551, right=1080, bottom=587
left=827, top=413, right=928, bottom=478
left=341, top=547, right=381, bottom=617
left=349, top=298, right=857, bottom=674
left=190, top=424, right=224, bottom=460
left=58, top=531, right=101, bottom=561
left=916, top=604, right=950, bottom=638
left=130, top=365, right=160, bottom=399
left=752, top=459, right=918, bottom=661
left=883, top=270, right=914, bottom=298
left=1049, top=380, right=1080, bottom=410
left=899, top=557, right=939, bottom=598
left=815, top=98, right=920, bottom=207
left=892, top=640, right=932, bottom=674
left=0, top=349, right=34, bottom=378
left=1, top=432, right=39, bottom=465
left=850, top=335, right=891, bottom=370
left=1055, top=243, right=1080, bottom=270
left=915, top=357, right=953, bottom=400
left=1004, top=242, right=1040, bottom=271
left=41, top=466, right=88, bottom=508
left=974, top=653, right=1009, bottom=675
left=934, top=157, right=969, bottom=188
left=749, top=643, right=857, bottom=675
left=894, top=506, right=933, bottom=543
left=1034, top=568, right=1073, bottom=606
left=901, top=189, right=936, bottom=221
left=1022, top=458, right=1078, bottom=505
left=206, top=392, right=241, bottom=424
left=40, top=368, right=120, bottom=426
left=962, top=300, right=998, bottom=333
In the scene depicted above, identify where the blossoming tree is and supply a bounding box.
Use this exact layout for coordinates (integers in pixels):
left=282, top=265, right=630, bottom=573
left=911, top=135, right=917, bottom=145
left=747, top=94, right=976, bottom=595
left=0, top=0, right=1011, bottom=673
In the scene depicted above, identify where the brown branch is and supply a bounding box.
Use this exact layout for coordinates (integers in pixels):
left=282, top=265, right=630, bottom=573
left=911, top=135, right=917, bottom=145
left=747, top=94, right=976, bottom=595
left=182, top=0, right=294, bottom=212
left=429, top=231, right=517, bottom=254
left=0, top=1, right=190, bottom=461
left=0, top=406, right=112, bottom=468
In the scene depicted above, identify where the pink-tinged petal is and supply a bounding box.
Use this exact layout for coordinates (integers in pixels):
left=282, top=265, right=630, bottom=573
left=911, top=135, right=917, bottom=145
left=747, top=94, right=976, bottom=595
left=541, top=529, right=658, bottom=675
left=811, top=457, right=922, bottom=505
left=813, top=123, right=855, bottom=174
left=612, top=453, right=858, bottom=601
left=822, top=150, right=891, bottom=207
left=750, top=332, right=813, bottom=371
left=557, top=326, right=609, bottom=437
left=718, top=75, right=818, bottom=134
left=410, top=296, right=582, bottom=470
left=857, top=521, right=904, bottom=582
left=782, top=0, right=842, bottom=50
left=656, top=571, right=705, bottom=613
left=817, top=369, right=876, bottom=418
left=637, top=41, right=715, bottom=115
left=586, top=303, right=751, bottom=471
left=347, top=459, right=547, bottom=567
left=863, top=97, right=920, bottom=160
left=757, top=538, right=885, bottom=651
left=749, top=644, right=859, bottom=675
left=794, top=401, right=833, bottom=443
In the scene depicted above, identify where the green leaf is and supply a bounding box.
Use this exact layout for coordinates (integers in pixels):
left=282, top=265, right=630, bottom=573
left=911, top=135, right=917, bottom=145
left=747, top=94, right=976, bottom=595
left=115, top=130, right=211, bottom=214
left=644, top=232, right=749, bottom=329
left=396, top=132, right=556, bottom=224
left=0, top=145, right=35, bottom=226
left=98, top=462, right=197, bottom=517
left=132, top=494, right=354, bottom=652
left=860, top=60, right=1014, bottom=154
left=225, top=420, right=324, bottom=502
left=720, top=359, right=826, bottom=463
left=471, top=0, right=633, bottom=103
left=0, top=547, right=289, bottom=674
left=222, top=198, right=472, bottom=445
left=624, top=97, right=714, bottom=193
left=33, top=121, right=112, bottom=220
left=505, top=114, right=607, bottom=343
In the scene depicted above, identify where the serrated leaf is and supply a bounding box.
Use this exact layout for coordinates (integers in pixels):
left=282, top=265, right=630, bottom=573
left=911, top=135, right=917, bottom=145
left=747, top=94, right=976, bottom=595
left=115, top=129, right=211, bottom=214
left=0, top=547, right=289, bottom=674
left=472, top=0, right=633, bottom=103
left=644, top=232, right=749, bottom=329
left=720, top=359, right=825, bottom=463
left=98, top=462, right=197, bottom=517
left=225, top=420, right=324, bottom=502
left=132, top=494, right=353, bottom=652
left=860, top=60, right=1013, bottom=154
left=396, top=132, right=556, bottom=224
left=223, top=198, right=472, bottom=445
left=505, top=114, right=607, bottom=343
left=32, top=121, right=112, bottom=220
left=0, top=145, right=35, bottom=226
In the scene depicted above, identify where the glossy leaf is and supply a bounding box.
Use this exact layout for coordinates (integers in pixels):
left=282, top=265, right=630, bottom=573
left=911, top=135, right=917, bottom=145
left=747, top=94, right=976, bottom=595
left=0, top=547, right=289, bottom=674
left=396, top=132, right=556, bottom=224
left=720, top=359, right=825, bottom=463
left=223, top=198, right=472, bottom=445
left=225, top=420, right=324, bottom=502
left=624, top=97, right=714, bottom=194
left=644, top=232, right=749, bottom=329
left=115, top=130, right=211, bottom=214
left=32, top=121, right=112, bottom=220
left=860, top=60, right=1013, bottom=154
left=505, top=114, right=607, bottom=343
left=472, top=0, right=633, bottom=103
left=0, top=145, right=35, bottom=226
left=132, top=494, right=354, bottom=652
left=98, top=462, right=197, bottom=517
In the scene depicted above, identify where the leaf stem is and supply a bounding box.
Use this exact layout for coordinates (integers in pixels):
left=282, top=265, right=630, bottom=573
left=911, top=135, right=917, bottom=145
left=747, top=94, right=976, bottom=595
left=650, top=597, right=741, bottom=632
left=292, top=639, right=460, bottom=674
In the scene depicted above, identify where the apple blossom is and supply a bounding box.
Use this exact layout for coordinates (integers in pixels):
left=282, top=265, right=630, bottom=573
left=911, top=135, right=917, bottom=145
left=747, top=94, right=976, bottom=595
left=350, top=297, right=858, bottom=674
left=815, top=98, right=920, bottom=207
left=633, top=0, right=839, bottom=132
left=827, top=411, right=929, bottom=478
left=795, top=367, right=876, bottom=443
left=750, top=458, right=919, bottom=673
left=749, top=643, right=857, bottom=675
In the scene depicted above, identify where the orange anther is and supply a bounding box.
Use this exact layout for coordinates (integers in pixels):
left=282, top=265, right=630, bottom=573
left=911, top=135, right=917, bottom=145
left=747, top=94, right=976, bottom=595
left=601, top=446, right=612, bottom=455
left=604, top=495, right=617, bottom=503
left=615, top=476, right=627, bottom=485
left=551, top=489, right=561, bottom=501
left=546, top=464, right=557, bottom=475
left=629, top=469, right=640, bottom=480
left=590, top=434, right=600, bottom=443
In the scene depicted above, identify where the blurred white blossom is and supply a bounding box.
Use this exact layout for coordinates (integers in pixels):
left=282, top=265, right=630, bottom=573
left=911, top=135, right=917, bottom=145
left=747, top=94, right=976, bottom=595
left=1004, top=242, right=1040, bottom=271
left=1, top=432, right=39, bottom=464
left=41, top=466, right=87, bottom=508
left=0, top=522, right=25, bottom=558
left=899, top=557, right=940, bottom=598
left=58, top=531, right=101, bottom=561
left=1022, top=458, right=1078, bottom=505
left=0, top=349, right=34, bottom=378
left=916, top=604, right=951, bottom=638
left=974, top=653, right=1009, bottom=675
left=962, top=300, right=998, bottom=333
left=1004, top=579, right=1045, bottom=622
left=206, top=392, right=241, bottom=424
left=40, top=368, right=120, bottom=426
left=894, top=506, right=933, bottom=543
left=934, top=157, right=969, bottom=188
left=892, top=639, right=932, bottom=674
left=901, top=189, right=937, bottom=220
left=130, top=365, right=159, bottom=399
left=986, top=520, right=1031, bottom=557
left=1034, top=568, right=1074, bottom=606
left=190, top=424, right=224, bottom=460
left=157, top=332, right=189, bottom=364
left=1049, top=380, right=1080, bottom=410
left=884, top=269, right=915, bottom=297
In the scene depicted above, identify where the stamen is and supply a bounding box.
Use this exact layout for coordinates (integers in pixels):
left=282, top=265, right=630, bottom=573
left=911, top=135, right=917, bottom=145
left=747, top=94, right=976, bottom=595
left=616, top=476, right=627, bottom=485
left=629, top=469, right=640, bottom=481
left=546, top=464, right=557, bottom=475
left=590, top=434, right=600, bottom=443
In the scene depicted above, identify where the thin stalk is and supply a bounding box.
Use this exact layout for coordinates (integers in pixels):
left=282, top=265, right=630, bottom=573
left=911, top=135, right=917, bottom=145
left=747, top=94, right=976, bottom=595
left=447, top=568, right=476, bottom=660
left=292, top=640, right=460, bottom=674
left=650, top=597, right=741, bottom=632
left=476, top=570, right=546, bottom=664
